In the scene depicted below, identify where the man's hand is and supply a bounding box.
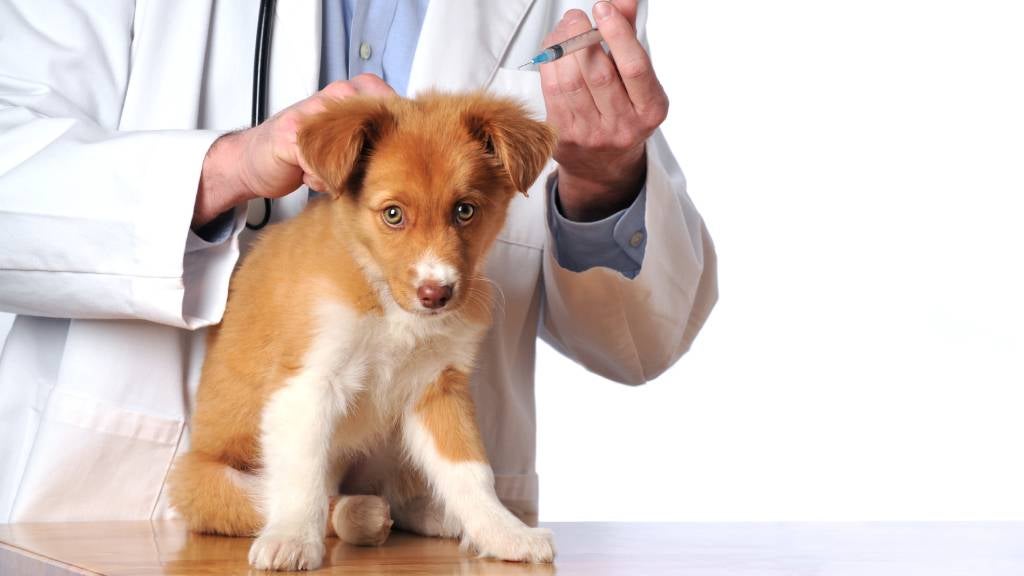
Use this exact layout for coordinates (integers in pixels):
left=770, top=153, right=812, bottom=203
left=193, top=74, right=395, bottom=228
left=540, top=0, right=668, bottom=222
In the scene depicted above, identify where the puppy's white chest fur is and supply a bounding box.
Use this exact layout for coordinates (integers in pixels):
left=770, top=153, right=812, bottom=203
left=278, top=300, right=482, bottom=439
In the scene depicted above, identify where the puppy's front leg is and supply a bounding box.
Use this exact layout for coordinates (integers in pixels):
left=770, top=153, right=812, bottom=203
left=249, top=379, right=338, bottom=571
left=403, top=368, right=554, bottom=563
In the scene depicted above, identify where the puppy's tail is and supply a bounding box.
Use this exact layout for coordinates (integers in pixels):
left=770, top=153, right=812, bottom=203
left=167, top=451, right=263, bottom=536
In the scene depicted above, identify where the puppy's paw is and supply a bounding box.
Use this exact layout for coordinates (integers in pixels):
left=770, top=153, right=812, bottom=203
left=469, top=524, right=555, bottom=563
left=331, top=495, right=393, bottom=546
left=248, top=530, right=325, bottom=571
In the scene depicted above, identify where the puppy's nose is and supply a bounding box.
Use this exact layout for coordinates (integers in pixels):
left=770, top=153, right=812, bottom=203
left=417, top=282, right=453, bottom=310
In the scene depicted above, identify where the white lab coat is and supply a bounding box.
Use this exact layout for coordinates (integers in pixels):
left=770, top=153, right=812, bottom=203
left=0, top=0, right=716, bottom=523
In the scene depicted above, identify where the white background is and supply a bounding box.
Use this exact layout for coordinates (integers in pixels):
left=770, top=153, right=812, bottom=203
left=0, top=0, right=1019, bottom=525
left=536, top=0, right=1024, bottom=521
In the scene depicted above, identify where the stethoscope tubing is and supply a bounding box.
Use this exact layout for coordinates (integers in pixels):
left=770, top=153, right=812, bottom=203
left=246, top=0, right=276, bottom=230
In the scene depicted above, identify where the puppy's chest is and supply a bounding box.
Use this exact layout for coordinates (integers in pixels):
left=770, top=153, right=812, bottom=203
left=359, top=322, right=450, bottom=398
left=314, top=304, right=477, bottom=416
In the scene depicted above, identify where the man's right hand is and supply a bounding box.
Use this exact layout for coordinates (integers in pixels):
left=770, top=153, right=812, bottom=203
left=193, top=73, right=395, bottom=228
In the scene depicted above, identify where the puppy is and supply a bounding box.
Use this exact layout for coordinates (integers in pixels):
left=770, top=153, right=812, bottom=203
left=168, top=92, right=557, bottom=571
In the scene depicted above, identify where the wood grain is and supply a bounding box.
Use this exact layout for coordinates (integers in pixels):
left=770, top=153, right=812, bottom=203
left=2, top=521, right=1024, bottom=575
left=0, top=540, right=96, bottom=576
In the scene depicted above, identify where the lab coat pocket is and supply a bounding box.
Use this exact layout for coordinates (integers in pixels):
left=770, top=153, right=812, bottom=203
left=10, top=389, right=183, bottom=522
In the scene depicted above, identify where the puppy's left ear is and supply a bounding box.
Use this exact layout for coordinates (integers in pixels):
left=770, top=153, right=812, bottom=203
left=298, top=97, right=396, bottom=196
left=463, top=96, right=557, bottom=195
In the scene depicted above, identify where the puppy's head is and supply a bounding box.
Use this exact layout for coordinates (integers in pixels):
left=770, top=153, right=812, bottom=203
left=299, top=92, right=556, bottom=316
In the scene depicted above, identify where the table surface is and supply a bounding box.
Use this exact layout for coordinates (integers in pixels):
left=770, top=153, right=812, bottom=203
left=1, top=520, right=1023, bottom=575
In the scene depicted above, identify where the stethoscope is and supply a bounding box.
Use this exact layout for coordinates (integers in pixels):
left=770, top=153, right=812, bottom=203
left=247, top=0, right=276, bottom=230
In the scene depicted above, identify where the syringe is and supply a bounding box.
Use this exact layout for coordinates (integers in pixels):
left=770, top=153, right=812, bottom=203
left=518, top=28, right=605, bottom=69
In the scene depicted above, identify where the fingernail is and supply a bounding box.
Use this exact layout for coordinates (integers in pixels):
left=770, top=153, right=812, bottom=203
left=564, top=10, right=587, bottom=25
left=594, top=1, right=614, bottom=21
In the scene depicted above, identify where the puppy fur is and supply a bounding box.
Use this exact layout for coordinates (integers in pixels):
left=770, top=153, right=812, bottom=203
left=168, top=92, right=556, bottom=571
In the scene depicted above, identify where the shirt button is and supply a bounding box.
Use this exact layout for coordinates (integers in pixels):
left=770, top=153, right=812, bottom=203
left=359, top=42, right=372, bottom=60
left=629, top=231, right=645, bottom=248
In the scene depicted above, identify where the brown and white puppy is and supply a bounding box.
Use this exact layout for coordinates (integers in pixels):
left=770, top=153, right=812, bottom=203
left=168, top=93, right=557, bottom=571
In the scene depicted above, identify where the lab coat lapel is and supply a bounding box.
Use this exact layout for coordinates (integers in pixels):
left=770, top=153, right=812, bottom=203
left=120, top=0, right=216, bottom=129
left=262, top=0, right=322, bottom=223
left=406, top=0, right=535, bottom=95
left=268, top=0, right=322, bottom=115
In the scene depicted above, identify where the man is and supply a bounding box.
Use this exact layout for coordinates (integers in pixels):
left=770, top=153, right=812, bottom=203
left=0, top=0, right=716, bottom=524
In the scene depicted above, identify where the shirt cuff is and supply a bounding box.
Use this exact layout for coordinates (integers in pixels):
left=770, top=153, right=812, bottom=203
left=187, top=208, right=236, bottom=252
left=546, top=175, right=648, bottom=279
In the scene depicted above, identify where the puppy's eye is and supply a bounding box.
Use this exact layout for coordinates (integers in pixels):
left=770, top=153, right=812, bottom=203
left=455, top=202, right=476, bottom=223
left=382, top=205, right=404, bottom=227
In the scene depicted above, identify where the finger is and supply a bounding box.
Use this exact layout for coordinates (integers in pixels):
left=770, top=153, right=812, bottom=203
left=297, top=80, right=359, bottom=116
left=540, top=53, right=573, bottom=132
left=348, top=73, right=396, bottom=96
left=539, top=15, right=575, bottom=125
left=319, top=79, right=359, bottom=101
left=593, top=1, right=665, bottom=115
left=303, top=172, right=329, bottom=192
left=552, top=10, right=600, bottom=124
left=573, top=41, right=632, bottom=119
left=543, top=10, right=574, bottom=45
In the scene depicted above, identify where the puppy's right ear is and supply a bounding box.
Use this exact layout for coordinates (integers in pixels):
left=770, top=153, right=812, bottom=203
left=461, top=95, right=557, bottom=196
left=298, top=97, right=396, bottom=196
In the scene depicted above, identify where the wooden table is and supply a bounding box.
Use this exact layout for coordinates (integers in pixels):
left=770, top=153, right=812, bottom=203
left=2, top=521, right=1023, bottom=575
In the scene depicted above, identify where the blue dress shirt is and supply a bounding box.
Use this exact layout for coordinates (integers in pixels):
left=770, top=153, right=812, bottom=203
left=320, top=0, right=428, bottom=97
left=317, top=0, right=649, bottom=278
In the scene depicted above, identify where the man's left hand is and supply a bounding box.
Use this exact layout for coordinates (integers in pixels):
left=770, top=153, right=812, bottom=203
left=540, top=0, right=668, bottom=222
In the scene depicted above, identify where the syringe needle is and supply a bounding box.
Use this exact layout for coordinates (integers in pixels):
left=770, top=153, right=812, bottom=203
left=519, top=27, right=604, bottom=69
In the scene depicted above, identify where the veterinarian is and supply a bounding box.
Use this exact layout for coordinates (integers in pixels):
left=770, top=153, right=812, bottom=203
left=0, top=0, right=716, bottom=524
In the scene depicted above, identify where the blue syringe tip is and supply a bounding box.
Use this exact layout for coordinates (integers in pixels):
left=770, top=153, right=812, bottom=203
left=518, top=51, right=554, bottom=70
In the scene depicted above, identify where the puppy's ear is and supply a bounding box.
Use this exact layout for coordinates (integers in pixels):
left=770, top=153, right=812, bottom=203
left=463, top=96, right=557, bottom=196
left=298, top=97, right=396, bottom=196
